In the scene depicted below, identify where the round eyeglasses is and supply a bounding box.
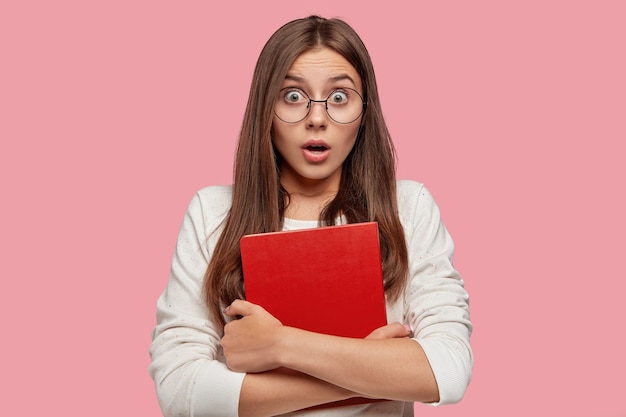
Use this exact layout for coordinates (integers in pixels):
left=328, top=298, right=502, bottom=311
left=274, top=87, right=366, bottom=124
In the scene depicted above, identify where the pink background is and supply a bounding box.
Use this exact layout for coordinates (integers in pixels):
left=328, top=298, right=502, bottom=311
left=2, top=1, right=625, bottom=416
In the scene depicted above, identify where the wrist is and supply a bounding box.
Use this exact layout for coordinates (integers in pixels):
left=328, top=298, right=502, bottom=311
left=274, top=325, right=297, bottom=368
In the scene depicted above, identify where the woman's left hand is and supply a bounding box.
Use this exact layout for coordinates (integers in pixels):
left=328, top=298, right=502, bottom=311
left=365, top=322, right=413, bottom=340
left=222, top=299, right=285, bottom=373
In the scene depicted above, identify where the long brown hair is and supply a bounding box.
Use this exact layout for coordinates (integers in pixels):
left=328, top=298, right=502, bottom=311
left=204, top=16, right=408, bottom=328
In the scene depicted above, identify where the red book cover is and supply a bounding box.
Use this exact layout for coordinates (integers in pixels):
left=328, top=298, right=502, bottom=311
left=240, top=222, right=389, bottom=409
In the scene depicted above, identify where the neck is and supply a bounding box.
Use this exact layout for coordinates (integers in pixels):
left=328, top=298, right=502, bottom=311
left=283, top=189, right=337, bottom=220
left=279, top=167, right=341, bottom=220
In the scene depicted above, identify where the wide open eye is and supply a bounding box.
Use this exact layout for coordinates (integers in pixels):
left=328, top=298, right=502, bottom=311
left=329, top=90, right=349, bottom=105
left=283, top=88, right=307, bottom=104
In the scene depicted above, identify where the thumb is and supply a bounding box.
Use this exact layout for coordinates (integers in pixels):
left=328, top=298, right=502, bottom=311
left=223, top=299, right=256, bottom=318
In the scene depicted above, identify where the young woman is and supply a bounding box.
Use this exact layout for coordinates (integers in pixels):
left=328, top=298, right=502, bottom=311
left=149, top=15, right=473, bottom=417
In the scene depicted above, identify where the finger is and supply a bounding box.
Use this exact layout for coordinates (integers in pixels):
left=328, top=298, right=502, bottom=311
left=365, top=322, right=412, bottom=339
left=401, top=323, right=413, bottom=338
left=223, top=299, right=256, bottom=317
left=385, top=322, right=412, bottom=338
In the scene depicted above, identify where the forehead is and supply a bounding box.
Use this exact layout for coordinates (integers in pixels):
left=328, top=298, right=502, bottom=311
left=286, top=47, right=361, bottom=91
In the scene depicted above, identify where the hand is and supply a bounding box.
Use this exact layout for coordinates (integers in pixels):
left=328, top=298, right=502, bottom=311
left=222, top=299, right=285, bottom=373
left=365, top=322, right=412, bottom=340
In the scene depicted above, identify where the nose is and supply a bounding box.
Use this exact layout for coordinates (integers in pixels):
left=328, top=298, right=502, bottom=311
left=306, top=100, right=328, bottom=128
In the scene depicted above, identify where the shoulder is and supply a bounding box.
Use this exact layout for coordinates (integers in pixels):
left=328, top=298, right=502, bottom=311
left=396, top=179, right=442, bottom=227
left=184, top=185, right=233, bottom=235
left=396, top=179, right=430, bottom=212
left=194, top=185, right=233, bottom=208
left=396, top=179, right=426, bottom=201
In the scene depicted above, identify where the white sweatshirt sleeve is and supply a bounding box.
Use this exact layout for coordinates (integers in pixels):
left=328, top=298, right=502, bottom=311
left=397, top=180, right=474, bottom=405
left=149, top=182, right=472, bottom=415
left=149, top=187, right=245, bottom=417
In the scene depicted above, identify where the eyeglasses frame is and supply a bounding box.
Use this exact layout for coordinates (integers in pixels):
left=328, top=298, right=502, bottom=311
left=274, top=87, right=367, bottom=124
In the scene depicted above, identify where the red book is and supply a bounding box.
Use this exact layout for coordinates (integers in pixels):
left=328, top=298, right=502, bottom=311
left=240, top=221, right=389, bottom=409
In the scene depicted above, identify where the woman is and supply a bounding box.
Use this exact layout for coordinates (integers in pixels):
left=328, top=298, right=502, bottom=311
left=149, top=15, right=472, bottom=417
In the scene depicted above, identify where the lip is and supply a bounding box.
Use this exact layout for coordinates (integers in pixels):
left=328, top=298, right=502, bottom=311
left=302, top=140, right=331, bottom=163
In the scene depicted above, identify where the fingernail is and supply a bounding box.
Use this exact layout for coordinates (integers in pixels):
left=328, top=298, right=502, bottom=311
left=222, top=305, right=230, bottom=313
left=403, top=324, right=412, bottom=333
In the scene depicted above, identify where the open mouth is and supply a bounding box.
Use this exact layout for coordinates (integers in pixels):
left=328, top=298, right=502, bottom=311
left=306, top=145, right=329, bottom=153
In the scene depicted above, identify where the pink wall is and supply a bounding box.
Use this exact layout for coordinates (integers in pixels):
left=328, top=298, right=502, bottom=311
left=2, top=1, right=625, bottom=415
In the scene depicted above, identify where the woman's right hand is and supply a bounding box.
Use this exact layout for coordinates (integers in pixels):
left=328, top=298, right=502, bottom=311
left=222, top=299, right=285, bottom=373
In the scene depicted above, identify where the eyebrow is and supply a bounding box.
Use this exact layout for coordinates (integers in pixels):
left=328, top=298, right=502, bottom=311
left=284, top=74, right=358, bottom=87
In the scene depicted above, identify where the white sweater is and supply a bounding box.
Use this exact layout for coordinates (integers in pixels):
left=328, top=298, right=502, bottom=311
left=149, top=180, right=473, bottom=417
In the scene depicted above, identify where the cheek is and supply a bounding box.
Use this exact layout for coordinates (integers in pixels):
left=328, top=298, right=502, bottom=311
left=271, top=118, right=294, bottom=142
left=270, top=126, right=297, bottom=159
left=344, top=125, right=361, bottom=148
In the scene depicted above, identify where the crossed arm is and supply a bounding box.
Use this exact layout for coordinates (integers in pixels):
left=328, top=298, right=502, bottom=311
left=150, top=185, right=473, bottom=416
left=222, top=299, right=439, bottom=417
